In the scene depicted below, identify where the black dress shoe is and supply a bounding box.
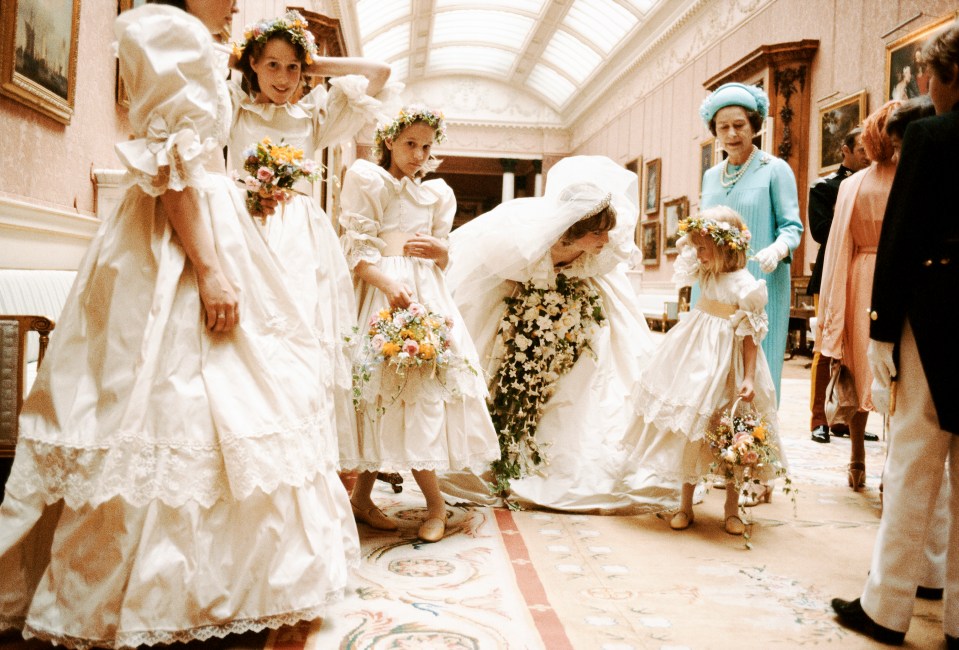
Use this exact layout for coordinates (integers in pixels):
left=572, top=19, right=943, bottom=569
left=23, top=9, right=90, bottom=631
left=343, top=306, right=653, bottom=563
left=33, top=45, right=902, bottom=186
left=811, top=425, right=830, bottom=443
left=831, top=597, right=905, bottom=645
left=947, top=634, right=958, bottom=650
left=916, top=585, right=943, bottom=600
left=864, top=432, right=880, bottom=442
left=831, top=426, right=850, bottom=438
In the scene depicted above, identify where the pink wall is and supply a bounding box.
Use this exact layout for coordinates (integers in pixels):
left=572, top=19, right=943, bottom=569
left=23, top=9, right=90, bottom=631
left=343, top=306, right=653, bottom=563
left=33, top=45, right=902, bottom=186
left=574, top=0, right=958, bottom=288
left=0, top=0, right=132, bottom=216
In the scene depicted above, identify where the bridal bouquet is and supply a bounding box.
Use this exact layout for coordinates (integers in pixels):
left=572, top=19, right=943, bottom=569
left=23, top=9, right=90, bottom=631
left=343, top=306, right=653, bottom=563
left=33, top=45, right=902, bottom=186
left=487, top=273, right=606, bottom=503
left=236, top=137, right=321, bottom=218
left=351, top=302, right=466, bottom=408
left=705, top=398, right=792, bottom=547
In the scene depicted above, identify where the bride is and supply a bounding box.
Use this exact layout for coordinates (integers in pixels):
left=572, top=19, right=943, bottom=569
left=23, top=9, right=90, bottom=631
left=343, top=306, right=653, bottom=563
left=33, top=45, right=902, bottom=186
left=440, top=155, right=677, bottom=513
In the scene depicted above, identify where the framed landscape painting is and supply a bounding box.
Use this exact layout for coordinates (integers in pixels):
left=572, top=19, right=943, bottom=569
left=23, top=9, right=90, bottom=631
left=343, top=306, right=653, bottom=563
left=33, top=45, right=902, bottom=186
left=818, top=90, right=866, bottom=175
left=0, top=0, right=81, bottom=124
left=884, top=11, right=958, bottom=102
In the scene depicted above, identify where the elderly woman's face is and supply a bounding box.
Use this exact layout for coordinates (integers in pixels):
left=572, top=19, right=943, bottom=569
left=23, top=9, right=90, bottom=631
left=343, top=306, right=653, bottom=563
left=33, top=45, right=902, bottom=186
left=714, top=106, right=755, bottom=162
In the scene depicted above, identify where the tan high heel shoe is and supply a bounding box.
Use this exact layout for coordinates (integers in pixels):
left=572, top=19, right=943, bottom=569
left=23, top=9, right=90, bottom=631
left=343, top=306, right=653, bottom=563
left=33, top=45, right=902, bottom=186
left=848, top=461, right=866, bottom=491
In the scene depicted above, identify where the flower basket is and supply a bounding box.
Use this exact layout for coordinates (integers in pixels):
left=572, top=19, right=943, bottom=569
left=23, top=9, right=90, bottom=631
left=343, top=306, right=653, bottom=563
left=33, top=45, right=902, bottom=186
left=350, top=302, right=469, bottom=410
left=704, top=397, right=792, bottom=547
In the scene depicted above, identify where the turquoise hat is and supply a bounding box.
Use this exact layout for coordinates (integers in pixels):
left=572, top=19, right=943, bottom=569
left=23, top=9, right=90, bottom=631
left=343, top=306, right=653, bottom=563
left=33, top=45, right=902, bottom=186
left=699, top=82, right=770, bottom=125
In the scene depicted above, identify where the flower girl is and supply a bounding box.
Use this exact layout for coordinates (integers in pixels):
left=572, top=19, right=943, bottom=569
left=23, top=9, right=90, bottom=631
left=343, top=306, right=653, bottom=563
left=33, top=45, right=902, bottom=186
left=228, top=11, right=390, bottom=455
left=622, top=206, right=787, bottom=536
left=339, top=106, right=498, bottom=542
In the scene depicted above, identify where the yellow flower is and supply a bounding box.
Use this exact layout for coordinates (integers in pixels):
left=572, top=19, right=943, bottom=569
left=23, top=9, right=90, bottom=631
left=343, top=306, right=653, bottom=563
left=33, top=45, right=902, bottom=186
left=382, top=342, right=400, bottom=357
left=378, top=308, right=392, bottom=320
left=419, top=343, right=436, bottom=360
left=399, top=329, right=415, bottom=340
left=753, top=425, right=766, bottom=442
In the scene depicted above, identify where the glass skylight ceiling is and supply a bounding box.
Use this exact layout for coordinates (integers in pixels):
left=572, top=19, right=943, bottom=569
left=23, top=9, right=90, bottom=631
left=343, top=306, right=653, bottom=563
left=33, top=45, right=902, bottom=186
left=354, top=0, right=665, bottom=111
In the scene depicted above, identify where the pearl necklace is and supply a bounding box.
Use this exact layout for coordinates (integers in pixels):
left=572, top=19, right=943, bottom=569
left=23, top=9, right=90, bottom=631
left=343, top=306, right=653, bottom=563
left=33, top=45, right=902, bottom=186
left=720, top=146, right=758, bottom=188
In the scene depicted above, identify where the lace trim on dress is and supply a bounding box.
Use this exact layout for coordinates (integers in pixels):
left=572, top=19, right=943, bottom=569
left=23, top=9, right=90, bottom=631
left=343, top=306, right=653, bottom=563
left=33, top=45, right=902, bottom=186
left=633, top=382, right=717, bottom=442
left=17, top=594, right=344, bottom=650
left=115, top=115, right=221, bottom=197
left=340, top=452, right=496, bottom=474
left=7, top=415, right=339, bottom=509
left=340, top=213, right=386, bottom=268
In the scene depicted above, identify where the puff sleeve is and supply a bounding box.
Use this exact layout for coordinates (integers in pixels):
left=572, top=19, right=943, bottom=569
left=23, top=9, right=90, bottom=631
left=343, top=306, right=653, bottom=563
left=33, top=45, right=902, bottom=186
left=731, top=277, right=769, bottom=344
left=310, top=76, right=398, bottom=152
left=422, top=179, right=456, bottom=241
left=114, top=7, right=223, bottom=196
left=339, top=161, right=389, bottom=268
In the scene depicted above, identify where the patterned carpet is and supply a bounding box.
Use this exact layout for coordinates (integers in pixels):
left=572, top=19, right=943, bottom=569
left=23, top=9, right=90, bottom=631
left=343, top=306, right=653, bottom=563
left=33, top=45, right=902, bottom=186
left=0, top=356, right=948, bottom=650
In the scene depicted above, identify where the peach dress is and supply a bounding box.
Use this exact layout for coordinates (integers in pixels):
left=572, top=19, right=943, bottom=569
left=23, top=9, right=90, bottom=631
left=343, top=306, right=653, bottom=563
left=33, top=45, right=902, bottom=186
left=817, top=162, right=897, bottom=411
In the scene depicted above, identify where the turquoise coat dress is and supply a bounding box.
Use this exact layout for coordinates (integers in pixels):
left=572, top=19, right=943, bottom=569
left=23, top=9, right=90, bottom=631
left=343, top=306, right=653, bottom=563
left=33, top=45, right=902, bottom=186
left=699, top=152, right=802, bottom=403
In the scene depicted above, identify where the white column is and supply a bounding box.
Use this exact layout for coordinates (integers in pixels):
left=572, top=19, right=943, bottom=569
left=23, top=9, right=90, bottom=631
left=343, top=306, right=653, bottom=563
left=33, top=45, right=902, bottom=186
left=500, top=158, right=517, bottom=203
left=532, top=159, right=543, bottom=197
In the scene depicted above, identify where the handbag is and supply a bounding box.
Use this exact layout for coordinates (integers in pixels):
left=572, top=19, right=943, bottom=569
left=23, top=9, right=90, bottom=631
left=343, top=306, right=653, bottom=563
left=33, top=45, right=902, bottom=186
left=825, top=359, right=858, bottom=427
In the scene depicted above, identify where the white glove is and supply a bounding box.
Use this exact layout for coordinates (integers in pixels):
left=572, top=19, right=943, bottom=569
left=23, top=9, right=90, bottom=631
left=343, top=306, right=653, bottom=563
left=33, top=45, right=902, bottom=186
left=867, top=339, right=896, bottom=387
left=870, top=378, right=890, bottom=415
left=753, top=240, right=789, bottom=274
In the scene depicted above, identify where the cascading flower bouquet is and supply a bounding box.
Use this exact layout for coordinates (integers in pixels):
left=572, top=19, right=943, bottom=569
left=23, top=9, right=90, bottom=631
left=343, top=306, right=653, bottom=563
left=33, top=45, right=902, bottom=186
left=351, top=302, right=470, bottom=410
left=234, top=137, right=321, bottom=218
left=487, top=273, right=606, bottom=505
left=704, top=397, right=793, bottom=547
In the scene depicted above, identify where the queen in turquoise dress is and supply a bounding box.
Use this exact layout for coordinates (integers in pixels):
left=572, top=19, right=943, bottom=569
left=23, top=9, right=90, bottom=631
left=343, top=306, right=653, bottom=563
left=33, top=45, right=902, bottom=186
left=698, top=83, right=802, bottom=403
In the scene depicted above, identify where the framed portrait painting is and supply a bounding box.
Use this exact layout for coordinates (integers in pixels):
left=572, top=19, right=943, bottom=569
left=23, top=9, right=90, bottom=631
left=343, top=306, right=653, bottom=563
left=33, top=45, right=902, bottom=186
left=643, top=157, right=661, bottom=215
left=0, top=0, right=81, bottom=124
left=663, top=196, right=688, bottom=255
left=639, top=221, right=660, bottom=267
left=818, top=90, right=867, bottom=175
left=884, top=11, right=958, bottom=102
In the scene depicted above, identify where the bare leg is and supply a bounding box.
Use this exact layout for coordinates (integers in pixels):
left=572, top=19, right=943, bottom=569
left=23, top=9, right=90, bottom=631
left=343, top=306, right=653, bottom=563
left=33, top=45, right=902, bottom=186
left=849, top=410, right=869, bottom=489
left=350, top=470, right=379, bottom=509
left=411, top=468, right=447, bottom=520
left=724, top=483, right=746, bottom=535
left=350, top=470, right=397, bottom=530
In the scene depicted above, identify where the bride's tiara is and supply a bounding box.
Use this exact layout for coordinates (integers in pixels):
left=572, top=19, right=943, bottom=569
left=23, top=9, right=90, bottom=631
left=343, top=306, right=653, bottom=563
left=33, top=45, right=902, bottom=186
left=575, top=192, right=612, bottom=220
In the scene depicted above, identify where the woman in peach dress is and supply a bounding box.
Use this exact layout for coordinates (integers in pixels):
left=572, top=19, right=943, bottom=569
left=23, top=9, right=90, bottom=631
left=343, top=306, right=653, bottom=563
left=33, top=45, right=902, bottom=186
left=817, top=97, right=932, bottom=490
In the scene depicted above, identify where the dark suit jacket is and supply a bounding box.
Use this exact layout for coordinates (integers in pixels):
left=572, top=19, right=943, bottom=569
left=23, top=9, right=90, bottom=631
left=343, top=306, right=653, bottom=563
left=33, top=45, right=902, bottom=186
left=806, top=165, right=853, bottom=295
left=870, top=104, right=959, bottom=434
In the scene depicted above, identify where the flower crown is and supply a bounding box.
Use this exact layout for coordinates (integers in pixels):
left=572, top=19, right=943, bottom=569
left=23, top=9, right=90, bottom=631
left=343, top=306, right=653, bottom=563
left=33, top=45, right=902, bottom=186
left=232, top=10, right=319, bottom=65
left=374, top=105, right=447, bottom=157
left=678, top=216, right=751, bottom=251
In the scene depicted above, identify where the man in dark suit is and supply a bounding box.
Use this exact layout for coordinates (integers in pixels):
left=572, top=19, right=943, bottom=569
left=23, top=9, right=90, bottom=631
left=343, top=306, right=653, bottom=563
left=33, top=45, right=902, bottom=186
left=807, top=127, right=869, bottom=443
left=832, top=24, right=959, bottom=648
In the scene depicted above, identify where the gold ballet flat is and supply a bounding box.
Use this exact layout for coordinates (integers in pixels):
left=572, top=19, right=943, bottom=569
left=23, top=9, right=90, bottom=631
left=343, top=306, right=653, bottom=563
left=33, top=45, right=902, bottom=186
left=724, top=515, right=746, bottom=536
left=417, top=516, right=446, bottom=543
left=670, top=511, right=694, bottom=530
left=351, top=502, right=398, bottom=531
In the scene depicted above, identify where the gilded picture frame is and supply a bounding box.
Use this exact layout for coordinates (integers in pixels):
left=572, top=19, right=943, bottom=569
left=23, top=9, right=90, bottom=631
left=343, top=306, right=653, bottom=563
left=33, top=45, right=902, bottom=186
left=818, top=90, right=867, bottom=175
left=0, top=0, right=81, bottom=124
left=699, top=139, right=714, bottom=194
left=884, top=11, right=958, bottom=102
left=640, top=221, right=660, bottom=267
left=626, top=157, right=642, bottom=212
left=643, top=157, right=661, bottom=215
left=663, top=196, right=688, bottom=255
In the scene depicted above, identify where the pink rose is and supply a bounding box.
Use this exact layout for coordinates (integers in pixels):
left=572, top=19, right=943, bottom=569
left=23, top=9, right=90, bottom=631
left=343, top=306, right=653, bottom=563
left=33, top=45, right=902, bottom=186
left=402, top=339, right=419, bottom=355
left=244, top=177, right=261, bottom=191
left=257, top=166, right=274, bottom=182
left=408, top=302, right=426, bottom=317
left=370, top=333, right=386, bottom=350
left=743, top=450, right=759, bottom=465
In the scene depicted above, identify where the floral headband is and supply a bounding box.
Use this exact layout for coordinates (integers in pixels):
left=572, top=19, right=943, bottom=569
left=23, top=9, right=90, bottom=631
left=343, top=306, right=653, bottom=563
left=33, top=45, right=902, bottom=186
left=678, top=216, right=751, bottom=251
left=232, top=10, right=319, bottom=65
left=374, top=105, right=447, bottom=157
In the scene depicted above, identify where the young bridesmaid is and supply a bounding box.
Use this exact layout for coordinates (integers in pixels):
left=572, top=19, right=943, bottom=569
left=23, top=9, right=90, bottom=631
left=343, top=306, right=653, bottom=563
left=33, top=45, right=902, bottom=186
left=622, top=206, right=787, bottom=536
left=339, top=107, right=498, bottom=542
left=228, top=11, right=390, bottom=455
